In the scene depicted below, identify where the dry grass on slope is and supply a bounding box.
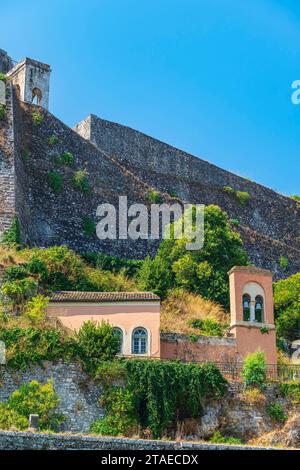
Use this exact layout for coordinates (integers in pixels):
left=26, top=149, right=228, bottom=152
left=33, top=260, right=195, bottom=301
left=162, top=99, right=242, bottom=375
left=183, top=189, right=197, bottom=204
left=161, top=289, right=230, bottom=336
left=0, top=246, right=25, bottom=267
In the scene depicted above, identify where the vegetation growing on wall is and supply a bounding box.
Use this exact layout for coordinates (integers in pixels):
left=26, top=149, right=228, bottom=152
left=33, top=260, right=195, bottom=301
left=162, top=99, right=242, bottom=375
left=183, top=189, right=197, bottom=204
left=72, top=169, right=90, bottom=194
left=91, top=359, right=227, bottom=439
left=32, top=111, right=43, bottom=125
left=1, top=217, right=20, bottom=246
left=48, top=171, right=63, bottom=193
left=48, top=134, right=59, bottom=146
left=82, top=217, right=96, bottom=237
left=146, top=190, right=162, bottom=204
left=223, top=186, right=250, bottom=206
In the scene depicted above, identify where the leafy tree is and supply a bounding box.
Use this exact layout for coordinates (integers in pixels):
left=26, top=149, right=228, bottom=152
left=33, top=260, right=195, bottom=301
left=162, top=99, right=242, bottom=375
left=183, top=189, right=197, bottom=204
left=138, top=205, right=248, bottom=307
left=274, top=273, right=300, bottom=341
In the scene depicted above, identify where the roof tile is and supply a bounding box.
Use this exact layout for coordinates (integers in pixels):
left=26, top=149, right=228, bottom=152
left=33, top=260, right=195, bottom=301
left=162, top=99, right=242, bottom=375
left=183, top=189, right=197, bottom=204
left=49, top=291, right=160, bottom=303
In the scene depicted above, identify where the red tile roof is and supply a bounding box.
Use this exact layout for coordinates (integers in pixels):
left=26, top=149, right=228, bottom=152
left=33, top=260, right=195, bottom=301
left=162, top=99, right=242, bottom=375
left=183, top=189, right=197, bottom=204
left=49, top=291, right=160, bottom=303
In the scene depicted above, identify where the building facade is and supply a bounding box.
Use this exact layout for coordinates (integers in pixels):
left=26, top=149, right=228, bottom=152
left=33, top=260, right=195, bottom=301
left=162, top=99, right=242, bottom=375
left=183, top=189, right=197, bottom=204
left=46, top=266, right=277, bottom=363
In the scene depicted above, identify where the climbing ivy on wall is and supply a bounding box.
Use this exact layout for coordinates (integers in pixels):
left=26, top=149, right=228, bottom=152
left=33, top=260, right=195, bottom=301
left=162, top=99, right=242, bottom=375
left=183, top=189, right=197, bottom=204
left=93, top=359, right=228, bottom=439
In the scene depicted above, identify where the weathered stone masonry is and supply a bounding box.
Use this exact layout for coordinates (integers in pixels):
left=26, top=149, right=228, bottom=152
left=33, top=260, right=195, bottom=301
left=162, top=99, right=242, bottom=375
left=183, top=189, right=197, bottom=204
left=0, top=50, right=299, bottom=279
left=0, top=361, right=103, bottom=433
left=0, top=431, right=278, bottom=450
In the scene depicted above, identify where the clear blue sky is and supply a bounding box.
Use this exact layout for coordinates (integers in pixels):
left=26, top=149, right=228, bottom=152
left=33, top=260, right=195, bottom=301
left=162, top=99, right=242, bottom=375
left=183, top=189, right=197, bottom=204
left=2, top=0, right=300, bottom=195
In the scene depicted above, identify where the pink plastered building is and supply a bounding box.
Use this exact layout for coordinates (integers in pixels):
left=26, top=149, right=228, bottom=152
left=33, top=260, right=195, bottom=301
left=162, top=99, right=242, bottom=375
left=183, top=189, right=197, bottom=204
left=46, top=291, right=161, bottom=357
left=46, top=266, right=277, bottom=364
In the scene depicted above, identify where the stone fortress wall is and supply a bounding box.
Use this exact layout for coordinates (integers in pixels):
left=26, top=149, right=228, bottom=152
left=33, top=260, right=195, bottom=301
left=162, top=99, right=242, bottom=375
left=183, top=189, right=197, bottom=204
left=0, top=49, right=299, bottom=278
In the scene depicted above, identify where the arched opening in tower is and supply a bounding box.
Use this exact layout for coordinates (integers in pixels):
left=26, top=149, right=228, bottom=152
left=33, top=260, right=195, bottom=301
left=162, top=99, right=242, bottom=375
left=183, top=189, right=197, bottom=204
left=31, top=87, right=42, bottom=105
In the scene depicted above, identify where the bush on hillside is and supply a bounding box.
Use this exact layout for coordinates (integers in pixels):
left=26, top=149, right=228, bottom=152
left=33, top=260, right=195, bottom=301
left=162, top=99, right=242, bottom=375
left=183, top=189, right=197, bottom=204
left=274, top=273, right=300, bottom=341
left=76, top=321, right=119, bottom=372
left=242, top=351, right=267, bottom=389
left=0, top=380, right=64, bottom=431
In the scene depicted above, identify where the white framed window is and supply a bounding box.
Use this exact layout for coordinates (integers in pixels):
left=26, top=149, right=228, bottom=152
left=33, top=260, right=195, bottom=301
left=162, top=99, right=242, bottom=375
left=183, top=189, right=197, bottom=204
left=132, top=327, right=148, bottom=355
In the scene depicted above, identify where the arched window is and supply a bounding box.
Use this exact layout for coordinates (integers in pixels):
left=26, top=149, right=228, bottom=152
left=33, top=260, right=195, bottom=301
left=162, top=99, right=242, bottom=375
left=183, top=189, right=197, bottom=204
left=243, top=294, right=251, bottom=321
left=255, top=296, right=264, bottom=323
left=113, top=327, right=123, bottom=354
left=132, top=328, right=148, bottom=355
left=31, top=87, right=42, bottom=105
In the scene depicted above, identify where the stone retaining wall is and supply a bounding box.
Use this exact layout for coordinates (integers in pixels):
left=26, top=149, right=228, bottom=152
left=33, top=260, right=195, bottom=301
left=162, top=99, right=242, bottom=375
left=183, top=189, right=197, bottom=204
left=0, top=430, right=279, bottom=450
left=0, top=361, right=103, bottom=433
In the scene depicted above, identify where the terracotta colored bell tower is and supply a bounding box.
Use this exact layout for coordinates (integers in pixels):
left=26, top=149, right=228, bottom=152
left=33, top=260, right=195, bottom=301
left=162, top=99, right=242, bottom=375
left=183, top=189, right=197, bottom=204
left=228, top=266, right=277, bottom=364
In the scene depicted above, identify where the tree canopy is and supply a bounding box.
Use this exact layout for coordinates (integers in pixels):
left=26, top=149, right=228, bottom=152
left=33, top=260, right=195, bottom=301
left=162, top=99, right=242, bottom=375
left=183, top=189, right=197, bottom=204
left=138, top=205, right=248, bottom=308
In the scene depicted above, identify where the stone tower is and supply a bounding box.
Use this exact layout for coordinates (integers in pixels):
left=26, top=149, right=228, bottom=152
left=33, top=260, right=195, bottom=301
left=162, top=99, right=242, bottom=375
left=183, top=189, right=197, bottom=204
left=7, top=57, right=51, bottom=109
left=0, top=49, right=13, bottom=74
left=228, top=266, right=277, bottom=364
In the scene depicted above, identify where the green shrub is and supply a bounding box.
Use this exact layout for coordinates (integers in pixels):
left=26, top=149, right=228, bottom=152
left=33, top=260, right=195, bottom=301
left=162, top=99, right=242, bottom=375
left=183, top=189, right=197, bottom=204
left=279, top=256, right=289, bottom=270
left=223, top=186, right=250, bottom=206
left=94, top=360, right=127, bottom=387
left=82, top=217, right=96, bottom=237
left=90, top=387, right=137, bottom=436
left=230, top=219, right=240, bottom=227
left=83, top=253, right=142, bottom=278
left=1, top=278, right=38, bottom=313
left=15, top=246, right=135, bottom=293
left=72, top=169, right=90, bottom=193
left=0, top=380, right=64, bottom=431
left=23, top=294, right=49, bottom=323
left=32, top=111, right=43, bottom=125
left=1, top=217, right=20, bottom=246
left=0, top=323, right=77, bottom=370
left=76, top=321, right=119, bottom=372
left=48, top=135, right=59, bottom=146
left=54, top=151, right=74, bottom=167
left=0, top=105, right=5, bottom=120
left=0, top=404, right=28, bottom=430
left=242, top=351, right=267, bottom=389
left=0, top=73, right=7, bottom=82
left=290, top=195, right=300, bottom=202
left=223, top=185, right=235, bottom=195
left=260, top=326, right=269, bottom=334
left=146, top=190, right=162, bottom=204
left=235, top=191, right=250, bottom=206
left=280, top=381, right=300, bottom=404
left=191, top=318, right=227, bottom=337
left=48, top=171, right=63, bottom=193
left=267, top=402, right=287, bottom=423
left=210, top=431, right=242, bottom=445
